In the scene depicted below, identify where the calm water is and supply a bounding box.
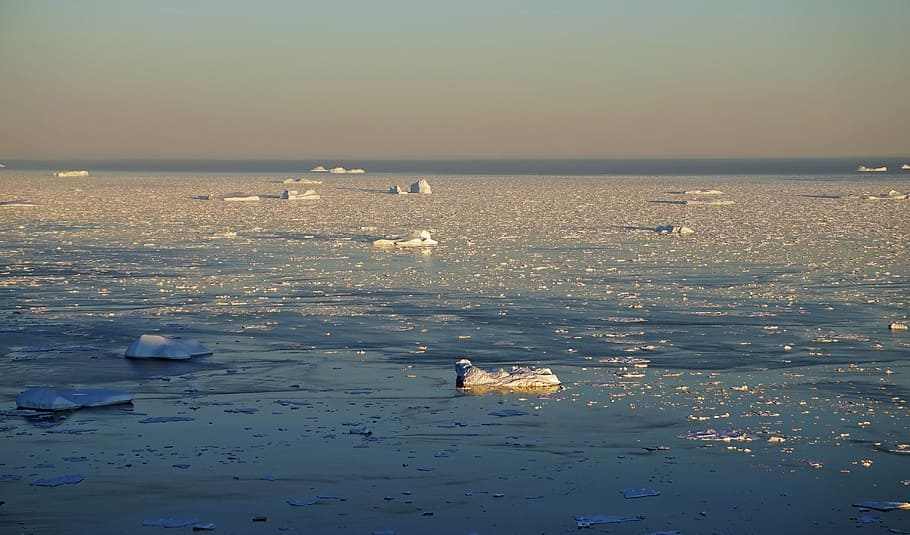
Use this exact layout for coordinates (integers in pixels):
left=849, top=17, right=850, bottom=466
left=0, top=170, right=908, bottom=533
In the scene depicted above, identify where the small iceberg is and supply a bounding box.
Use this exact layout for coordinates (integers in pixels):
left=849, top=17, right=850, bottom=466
left=310, top=166, right=329, bottom=172
left=902, top=163, right=910, bottom=170
left=655, top=225, right=694, bottom=235
left=388, top=185, right=407, bottom=194
left=16, top=387, right=133, bottom=411
left=124, top=334, right=212, bottom=360
left=348, top=168, right=365, bottom=174
left=281, top=189, right=320, bottom=200
left=889, top=321, right=909, bottom=331
left=455, top=358, right=561, bottom=390
left=857, top=165, right=887, bottom=172
left=409, top=179, right=432, bottom=194
left=330, top=166, right=348, bottom=174
left=373, top=230, right=438, bottom=248
left=53, top=170, right=89, bottom=178
left=862, top=190, right=908, bottom=200
left=219, top=192, right=260, bottom=202
left=684, top=199, right=735, bottom=205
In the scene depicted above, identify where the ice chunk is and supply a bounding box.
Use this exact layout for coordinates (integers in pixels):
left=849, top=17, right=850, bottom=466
left=575, top=514, right=642, bottom=528
left=488, top=409, right=529, bottom=417
left=684, top=188, right=723, bottom=195
left=679, top=429, right=757, bottom=442
left=30, top=474, right=84, bottom=487
left=287, top=498, right=319, bottom=506
left=0, top=199, right=37, bottom=207
left=139, top=416, right=195, bottom=423
left=53, top=170, right=89, bottom=177
left=124, top=334, right=212, bottom=360
left=655, top=225, right=694, bottom=235
left=58, top=389, right=134, bottom=408
left=373, top=230, right=438, bottom=248
left=853, top=501, right=910, bottom=511
left=456, top=359, right=561, bottom=390
left=218, top=192, right=260, bottom=202
left=409, top=179, right=432, bottom=194
left=17, top=388, right=82, bottom=411
left=280, top=189, right=320, bottom=200
left=621, top=487, right=660, bottom=498
left=889, top=321, right=909, bottom=331
left=388, top=184, right=406, bottom=194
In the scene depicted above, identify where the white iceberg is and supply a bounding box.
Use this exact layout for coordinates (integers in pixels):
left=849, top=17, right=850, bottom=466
left=455, top=358, right=561, bottom=390
left=16, top=387, right=133, bottom=411
left=283, top=177, right=323, bottom=185
left=348, top=168, right=365, bottom=174
left=685, top=199, right=735, bottom=205
left=310, top=166, right=329, bottom=172
left=373, top=230, right=438, bottom=248
left=902, top=163, right=910, bottom=170
left=684, top=188, right=723, bottom=195
left=389, top=185, right=407, bottom=194
left=655, top=225, right=694, bottom=235
left=0, top=199, right=37, bottom=208
left=124, top=334, right=213, bottom=360
left=330, top=166, right=347, bottom=174
left=857, top=165, right=887, bottom=172
left=409, top=179, right=432, bottom=194
left=53, top=170, right=89, bottom=178
left=219, top=192, right=260, bottom=202
left=862, top=190, right=908, bottom=200
left=281, top=189, right=320, bottom=200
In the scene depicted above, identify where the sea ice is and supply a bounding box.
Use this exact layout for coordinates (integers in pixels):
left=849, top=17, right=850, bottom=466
left=280, top=189, right=320, bottom=200
left=141, top=518, right=201, bottom=528
left=16, top=388, right=82, bottom=411
left=218, top=192, right=260, bottom=202
left=889, top=321, right=909, bottom=331
left=621, top=487, right=660, bottom=498
left=30, top=474, right=84, bottom=487
left=124, top=334, right=212, bottom=360
left=456, top=359, right=561, bottom=389
left=853, top=501, right=910, bottom=511
left=0, top=199, right=37, bottom=207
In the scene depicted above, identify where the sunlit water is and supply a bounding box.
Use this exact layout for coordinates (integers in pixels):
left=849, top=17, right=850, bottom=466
left=1, top=171, right=908, bottom=534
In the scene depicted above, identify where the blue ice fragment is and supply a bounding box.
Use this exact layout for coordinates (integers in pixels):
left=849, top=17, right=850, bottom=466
left=30, top=474, right=84, bottom=487
left=139, top=416, right=194, bottom=423
left=0, top=475, right=22, bottom=481
left=287, top=498, right=319, bottom=506
left=224, top=407, right=258, bottom=414
left=488, top=409, right=529, bottom=417
left=575, top=514, right=643, bottom=528
left=621, top=487, right=660, bottom=499
left=142, top=518, right=201, bottom=528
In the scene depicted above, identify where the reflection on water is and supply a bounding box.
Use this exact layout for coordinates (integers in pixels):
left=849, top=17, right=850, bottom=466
left=1, top=172, right=908, bottom=533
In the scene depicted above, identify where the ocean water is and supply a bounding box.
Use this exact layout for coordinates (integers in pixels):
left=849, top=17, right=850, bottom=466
left=0, top=168, right=909, bottom=533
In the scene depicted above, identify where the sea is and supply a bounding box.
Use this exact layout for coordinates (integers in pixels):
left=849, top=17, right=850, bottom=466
left=0, top=159, right=908, bottom=534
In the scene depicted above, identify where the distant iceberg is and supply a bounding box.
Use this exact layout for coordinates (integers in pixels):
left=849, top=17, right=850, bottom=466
left=348, top=168, right=365, bottom=174
left=53, top=170, right=89, bottom=178
left=310, top=166, right=329, bottom=172
left=373, top=230, right=438, bottom=247
left=857, top=165, right=887, bottom=172
left=455, top=359, right=561, bottom=390
left=330, top=166, right=347, bottom=174
left=409, top=179, right=432, bottom=194
left=1, top=199, right=37, bottom=208
left=655, top=225, right=694, bottom=235
left=684, top=188, right=723, bottom=195
left=902, top=164, right=910, bottom=170
left=283, top=177, right=322, bottom=185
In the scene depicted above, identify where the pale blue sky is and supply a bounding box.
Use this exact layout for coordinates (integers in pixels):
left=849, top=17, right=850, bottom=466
left=1, top=0, right=908, bottom=159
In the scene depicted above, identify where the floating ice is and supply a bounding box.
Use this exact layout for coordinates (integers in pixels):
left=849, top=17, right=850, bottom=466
left=684, top=188, right=723, bottom=195
left=30, top=474, right=84, bottom=487
left=409, top=179, right=432, bottom=194
left=287, top=498, right=319, bottom=506
left=141, top=518, right=201, bottom=528
left=139, top=416, right=194, bottom=423
left=889, top=321, right=909, bottom=331
left=218, top=192, right=260, bottom=202
left=853, top=501, right=910, bottom=511
left=857, top=165, right=888, bottom=172
left=280, top=189, right=320, bottom=200
left=655, top=225, right=694, bottom=235
left=284, top=177, right=322, bottom=184
left=53, top=170, right=89, bottom=177
left=310, top=165, right=328, bottom=172
left=0, top=199, right=37, bottom=207
left=456, top=359, right=561, bottom=390
left=488, top=409, right=529, bottom=417
left=15, top=388, right=133, bottom=411
left=373, top=230, right=438, bottom=248
left=685, top=199, right=735, bottom=205
left=679, top=429, right=757, bottom=442
left=388, top=184, right=407, bottom=194
left=863, top=190, right=908, bottom=200
left=124, top=334, right=212, bottom=360
left=575, top=514, right=643, bottom=528
left=621, top=487, right=660, bottom=498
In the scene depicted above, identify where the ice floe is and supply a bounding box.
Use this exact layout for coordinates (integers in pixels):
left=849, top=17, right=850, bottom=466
left=372, top=230, right=438, bottom=247
left=124, top=334, right=212, bottom=360
left=575, top=514, right=643, bottom=528
left=16, top=387, right=133, bottom=411
left=280, top=189, right=320, bottom=200
left=857, top=165, right=888, bottom=172
left=684, top=188, right=723, bottom=195
left=283, top=177, right=322, bottom=185
left=456, top=358, right=561, bottom=390
left=853, top=501, right=910, bottom=511
left=863, top=190, right=908, bottom=200
left=0, top=199, right=37, bottom=207
left=30, top=474, right=84, bottom=487
left=889, top=321, right=909, bottom=331
left=621, top=487, right=660, bottom=498
left=218, top=192, right=260, bottom=202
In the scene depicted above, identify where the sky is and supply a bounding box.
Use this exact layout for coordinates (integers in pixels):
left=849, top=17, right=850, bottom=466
left=1, top=0, right=908, bottom=160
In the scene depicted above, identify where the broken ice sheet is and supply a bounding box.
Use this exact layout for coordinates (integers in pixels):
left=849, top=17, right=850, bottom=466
left=678, top=429, right=757, bottom=442
left=621, top=487, right=660, bottom=498
left=853, top=501, right=910, bottom=511
left=30, top=474, right=84, bottom=487
left=575, top=514, right=643, bottom=528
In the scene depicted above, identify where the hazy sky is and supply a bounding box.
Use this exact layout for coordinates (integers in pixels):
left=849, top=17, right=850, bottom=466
left=1, top=0, right=908, bottom=160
